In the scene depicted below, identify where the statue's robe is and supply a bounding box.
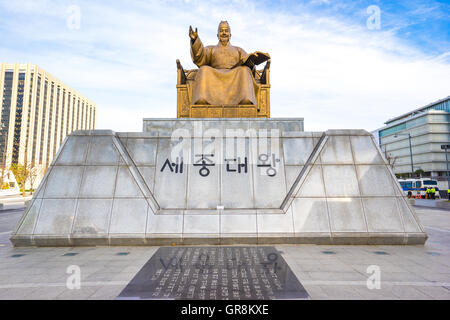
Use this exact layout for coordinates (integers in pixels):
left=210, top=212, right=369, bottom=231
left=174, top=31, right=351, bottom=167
left=190, top=37, right=258, bottom=105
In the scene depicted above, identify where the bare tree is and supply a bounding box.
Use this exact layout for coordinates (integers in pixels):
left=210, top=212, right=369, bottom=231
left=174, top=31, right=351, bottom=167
left=27, top=163, right=39, bottom=195
left=10, top=163, right=28, bottom=197
left=383, top=147, right=397, bottom=170
left=0, top=123, right=8, bottom=189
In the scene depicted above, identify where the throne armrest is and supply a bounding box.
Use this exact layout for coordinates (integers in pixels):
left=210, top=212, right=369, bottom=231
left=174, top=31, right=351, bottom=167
left=176, top=59, right=187, bottom=85
left=260, top=59, right=271, bottom=85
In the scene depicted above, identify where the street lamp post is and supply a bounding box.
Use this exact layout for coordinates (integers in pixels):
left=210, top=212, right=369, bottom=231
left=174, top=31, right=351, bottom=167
left=441, top=144, right=450, bottom=190
left=394, top=133, right=414, bottom=178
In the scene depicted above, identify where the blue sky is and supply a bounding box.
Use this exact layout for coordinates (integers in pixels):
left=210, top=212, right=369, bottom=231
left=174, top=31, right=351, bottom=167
left=0, top=0, right=449, bottom=132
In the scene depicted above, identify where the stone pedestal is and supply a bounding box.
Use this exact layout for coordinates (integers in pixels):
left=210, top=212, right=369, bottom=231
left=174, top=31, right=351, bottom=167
left=10, top=118, right=427, bottom=246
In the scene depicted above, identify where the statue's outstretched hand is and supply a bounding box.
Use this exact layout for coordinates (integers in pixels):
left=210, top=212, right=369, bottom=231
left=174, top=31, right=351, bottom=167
left=189, top=26, right=198, bottom=41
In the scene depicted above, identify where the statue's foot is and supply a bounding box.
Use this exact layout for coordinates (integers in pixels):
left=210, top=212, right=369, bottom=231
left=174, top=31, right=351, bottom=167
left=239, top=99, right=254, bottom=105
left=194, top=99, right=210, bottom=105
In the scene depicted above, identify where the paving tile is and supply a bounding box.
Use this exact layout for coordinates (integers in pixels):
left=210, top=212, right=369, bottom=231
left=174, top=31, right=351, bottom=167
left=350, top=263, right=408, bottom=274
left=390, top=286, right=434, bottom=300
left=380, top=272, right=431, bottom=282
left=413, top=272, right=450, bottom=282
left=55, top=286, right=101, bottom=300
left=301, top=285, right=329, bottom=300
left=412, top=286, right=450, bottom=300
left=122, top=265, right=147, bottom=273
left=0, top=275, right=32, bottom=284
left=88, top=285, right=126, bottom=300
left=306, top=271, right=366, bottom=281
left=111, top=272, right=137, bottom=282
left=84, top=272, right=118, bottom=282
left=318, top=285, right=364, bottom=300
left=24, top=286, right=68, bottom=300
left=353, top=285, right=401, bottom=300
left=0, top=287, right=37, bottom=300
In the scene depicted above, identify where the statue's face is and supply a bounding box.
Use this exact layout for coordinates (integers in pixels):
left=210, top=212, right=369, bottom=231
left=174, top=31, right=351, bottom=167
left=218, top=24, right=231, bottom=44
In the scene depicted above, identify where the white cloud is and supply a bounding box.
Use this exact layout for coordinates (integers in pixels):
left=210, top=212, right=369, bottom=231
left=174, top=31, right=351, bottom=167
left=0, top=0, right=448, bottom=132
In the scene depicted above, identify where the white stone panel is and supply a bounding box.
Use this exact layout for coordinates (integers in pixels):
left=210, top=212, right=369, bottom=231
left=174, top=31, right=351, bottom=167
left=86, top=136, right=119, bottom=165
left=351, top=136, right=384, bottom=164
left=183, top=215, right=220, bottom=234
left=292, top=198, right=330, bottom=232
left=296, top=165, right=325, bottom=197
left=154, top=138, right=188, bottom=209
left=55, top=136, right=91, bottom=165
left=137, top=166, right=156, bottom=192
left=125, top=138, right=158, bottom=166
left=146, top=213, right=183, bottom=234
left=34, top=179, right=47, bottom=199
left=79, top=166, right=117, bottom=198
left=73, top=199, right=113, bottom=234
left=362, top=198, right=403, bottom=232
left=393, top=180, right=405, bottom=196
left=220, top=214, right=257, bottom=234
left=328, top=198, right=367, bottom=232
left=109, top=199, right=148, bottom=234
left=397, top=198, right=422, bottom=232
left=257, top=208, right=294, bottom=233
left=285, top=166, right=303, bottom=191
left=34, top=199, right=77, bottom=235
left=252, top=138, right=287, bottom=208
left=357, top=165, right=395, bottom=196
left=221, top=137, right=254, bottom=208
left=17, top=199, right=42, bottom=234
left=320, top=136, right=354, bottom=164
left=282, top=138, right=315, bottom=165
left=323, top=165, right=360, bottom=197
left=44, top=166, right=84, bottom=198
left=114, top=166, right=144, bottom=198
left=202, top=119, right=250, bottom=135
left=187, top=138, right=221, bottom=209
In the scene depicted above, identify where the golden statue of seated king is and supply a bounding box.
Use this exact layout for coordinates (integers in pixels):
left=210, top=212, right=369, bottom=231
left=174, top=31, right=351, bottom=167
left=176, top=21, right=271, bottom=118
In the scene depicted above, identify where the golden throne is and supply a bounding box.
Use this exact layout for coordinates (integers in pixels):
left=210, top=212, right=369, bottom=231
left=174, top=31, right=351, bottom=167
left=176, top=60, right=271, bottom=118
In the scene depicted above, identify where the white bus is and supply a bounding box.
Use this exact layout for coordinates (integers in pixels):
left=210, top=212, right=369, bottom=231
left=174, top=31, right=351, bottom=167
left=398, top=178, right=440, bottom=199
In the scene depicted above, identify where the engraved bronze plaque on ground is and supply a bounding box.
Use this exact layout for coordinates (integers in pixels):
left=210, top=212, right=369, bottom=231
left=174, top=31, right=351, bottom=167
left=117, top=246, right=309, bottom=300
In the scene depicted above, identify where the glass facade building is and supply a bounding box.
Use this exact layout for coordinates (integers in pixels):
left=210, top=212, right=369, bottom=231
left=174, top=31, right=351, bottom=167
left=0, top=63, right=97, bottom=185
left=373, top=96, right=450, bottom=185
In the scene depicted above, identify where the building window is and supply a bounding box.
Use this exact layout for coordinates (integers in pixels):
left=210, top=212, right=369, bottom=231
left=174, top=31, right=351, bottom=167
left=77, top=99, right=80, bottom=129
left=379, top=123, right=406, bottom=138
left=39, top=80, right=48, bottom=165
left=81, top=102, right=85, bottom=130
left=60, top=89, right=66, bottom=144
left=427, top=100, right=449, bottom=113
left=32, top=75, right=42, bottom=164
left=45, top=82, right=54, bottom=166
left=12, top=73, right=26, bottom=164
left=25, top=72, right=34, bottom=163
left=88, top=106, right=92, bottom=129
left=53, top=86, right=60, bottom=157
left=66, top=92, right=71, bottom=135
left=0, top=71, right=14, bottom=165
left=71, top=96, right=76, bottom=132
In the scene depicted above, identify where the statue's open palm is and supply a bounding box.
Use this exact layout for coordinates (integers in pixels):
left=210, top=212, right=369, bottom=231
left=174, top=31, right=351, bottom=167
left=189, top=26, right=198, bottom=40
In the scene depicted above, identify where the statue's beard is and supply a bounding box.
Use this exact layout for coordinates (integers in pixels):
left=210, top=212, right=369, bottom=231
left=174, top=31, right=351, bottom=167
left=219, top=36, right=230, bottom=45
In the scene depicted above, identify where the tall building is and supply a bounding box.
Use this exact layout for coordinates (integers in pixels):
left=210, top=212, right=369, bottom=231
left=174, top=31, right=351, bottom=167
left=372, top=96, right=449, bottom=188
left=0, top=63, right=96, bottom=181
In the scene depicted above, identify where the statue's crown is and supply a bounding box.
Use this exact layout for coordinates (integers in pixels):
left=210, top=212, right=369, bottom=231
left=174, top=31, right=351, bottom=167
left=218, top=21, right=230, bottom=33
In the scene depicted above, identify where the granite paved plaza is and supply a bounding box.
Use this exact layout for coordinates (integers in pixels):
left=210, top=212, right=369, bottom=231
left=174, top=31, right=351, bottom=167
left=0, top=204, right=449, bottom=300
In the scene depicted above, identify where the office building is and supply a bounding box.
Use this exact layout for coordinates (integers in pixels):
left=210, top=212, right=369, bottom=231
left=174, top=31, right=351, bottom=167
left=0, top=63, right=96, bottom=185
left=373, top=96, right=449, bottom=189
